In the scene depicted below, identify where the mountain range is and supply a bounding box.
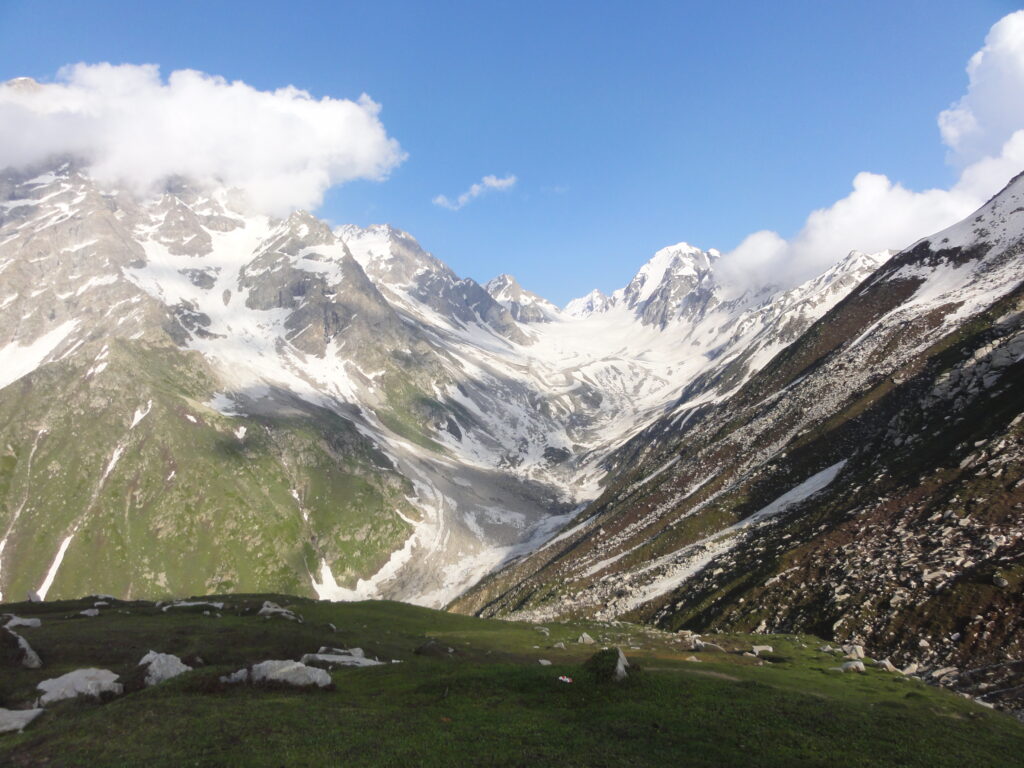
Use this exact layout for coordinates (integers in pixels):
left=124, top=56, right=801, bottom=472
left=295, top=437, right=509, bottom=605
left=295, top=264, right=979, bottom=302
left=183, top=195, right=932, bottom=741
left=1, top=159, right=1022, bottom=712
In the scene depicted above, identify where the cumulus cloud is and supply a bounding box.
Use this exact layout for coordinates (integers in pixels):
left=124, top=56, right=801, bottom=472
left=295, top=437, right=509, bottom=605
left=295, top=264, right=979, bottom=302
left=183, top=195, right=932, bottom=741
left=718, top=11, right=1024, bottom=296
left=0, top=63, right=405, bottom=216
left=939, top=12, right=1024, bottom=166
left=433, top=174, right=517, bottom=210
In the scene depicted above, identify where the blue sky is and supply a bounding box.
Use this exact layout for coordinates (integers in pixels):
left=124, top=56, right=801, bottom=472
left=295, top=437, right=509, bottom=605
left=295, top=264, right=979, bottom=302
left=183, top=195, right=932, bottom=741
left=0, top=0, right=1019, bottom=303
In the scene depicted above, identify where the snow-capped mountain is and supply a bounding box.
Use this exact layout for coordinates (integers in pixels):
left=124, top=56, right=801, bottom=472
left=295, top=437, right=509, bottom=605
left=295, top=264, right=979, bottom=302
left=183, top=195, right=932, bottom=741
left=484, top=274, right=560, bottom=323
left=0, top=159, right=919, bottom=613
left=456, top=171, right=1024, bottom=715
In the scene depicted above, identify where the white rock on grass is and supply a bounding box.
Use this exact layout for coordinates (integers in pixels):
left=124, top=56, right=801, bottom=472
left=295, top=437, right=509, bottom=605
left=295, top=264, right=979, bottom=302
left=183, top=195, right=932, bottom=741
left=252, top=660, right=330, bottom=687
left=36, top=669, right=122, bottom=705
left=161, top=601, right=224, bottom=613
left=577, top=632, right=595, bottom=645
left=6, top=629, right=42, bottom=669
left=222, top=660, right=330, bottom=688
left=841, top=644, right=865, bottom=659
left=79, top=609, right=99, bottom=617
left=751, top=645, right=774, bottom=656
left=0, top=708, right=44, bottom=734
left=300, top=650, right=382, bottom=668
left=614, top=648, right=630, bottom=681
left=538, top=659, right=552, bottom=666
left=552, top=642, right=566, bottom=650
left=3, top=615, right=42, bottom=629
left=875, top=658, right=899, bottom=673
left=139, top=651, right=192, bottom=686
left=839, top=661, right=866, bottom=673
left=257, top=601, right=300, bottom=622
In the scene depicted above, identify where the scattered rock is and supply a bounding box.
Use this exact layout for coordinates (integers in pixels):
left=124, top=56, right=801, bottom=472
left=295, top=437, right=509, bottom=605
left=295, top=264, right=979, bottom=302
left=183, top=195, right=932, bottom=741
left=584, top=647, right=636, bottom=682
left=552, top=642, right=565, bottom=649
left=685, top=655, right=701, bottom=662
left=875, top=658, right=899, bottom=673
left=839, top=661, right=865, bottom=673
left=614, top=648, right=630, bottom=681
left=841, top=644, right=865, bottom=659
left=932, top=666, right=959, bottom=680
left=751, top=645, right=774, bottom=656
left=901, top=662, right=919, bottom=676
left=4, top=629, right=42, bottom=669
left=0, top=708, right=43, bottom=734
left=161, top=600, right=225, bottom=613
left=79, top=609, right=99, bottom=618
left=37, top=669, right=122, bottom=705
left=139, top=651, right=192, bottom=686
left=252, top=660, right=330, bottom=687
left=993, top=575, right=1009, bottom=588
left=414, top=639, right=454, bottom=658
left=3, top=616, right=41, bottom=630
left=538, top=659, right=552, bottom=666
left=300, top=648, right=383, bottom=668
left=257, top=601, right=300, bottom=622
left=577, top=632, right=595, bottom=645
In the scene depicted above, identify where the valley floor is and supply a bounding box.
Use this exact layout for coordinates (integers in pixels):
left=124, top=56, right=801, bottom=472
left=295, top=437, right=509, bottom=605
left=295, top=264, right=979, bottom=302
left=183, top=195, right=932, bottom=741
left=1, top=594, right=1021, bottom=767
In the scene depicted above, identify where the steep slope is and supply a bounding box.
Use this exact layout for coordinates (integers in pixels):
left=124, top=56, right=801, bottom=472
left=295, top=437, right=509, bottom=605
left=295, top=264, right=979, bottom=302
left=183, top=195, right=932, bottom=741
left=454, top=171, right=1024, bottom=712
left=0, top=160, right=900, bottom=608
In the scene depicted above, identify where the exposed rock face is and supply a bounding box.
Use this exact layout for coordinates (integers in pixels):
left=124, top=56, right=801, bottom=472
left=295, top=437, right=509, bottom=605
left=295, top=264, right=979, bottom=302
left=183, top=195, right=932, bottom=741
left=485, top=274, right=560, bottom=323
left=0, top=162, right=882, bottom=607
left=453, top=171, right=1024, bottom=715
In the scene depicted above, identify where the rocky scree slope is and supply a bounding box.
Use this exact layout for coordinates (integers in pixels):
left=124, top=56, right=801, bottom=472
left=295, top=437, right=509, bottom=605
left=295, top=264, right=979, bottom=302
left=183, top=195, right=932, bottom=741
left=454, top=171, right=1024, bottom=716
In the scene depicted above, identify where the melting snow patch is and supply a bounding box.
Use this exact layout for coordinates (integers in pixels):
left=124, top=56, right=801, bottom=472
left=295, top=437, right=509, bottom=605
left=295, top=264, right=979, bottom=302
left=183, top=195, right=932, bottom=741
left=37, top=669, right=122, bottom=705
left=3, top=616, right=41, bottom=629
left=37, top=534, right=74, bottom=600
left=130, top=400, right=152, bottom=429
left=257, top=601, right=301, bottom=621
left=0, top=320, right=78, bottom=390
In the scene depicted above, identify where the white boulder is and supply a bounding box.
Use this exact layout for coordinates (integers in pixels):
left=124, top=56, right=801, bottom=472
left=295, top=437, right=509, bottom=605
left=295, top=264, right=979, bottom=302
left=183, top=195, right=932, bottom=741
left=257, top=601, right=300, bottom=622
left=6, top=629, right=41, bottom=669
left=751, top=645, right=774, bottom=656
left=79, top=609, right=99, bottom=617
left=37, top=668, right=122, bottom=705
left=614, top=648, right=630, bottom=681
left=138, top=651, right=192, bottom=686
left=840, top=661, right=865, bottom=673
left=0, top=708, right=43, bottom=734
left=222, top=660, right=330, bottom=688
left=577, top=632, right=595, bottom=645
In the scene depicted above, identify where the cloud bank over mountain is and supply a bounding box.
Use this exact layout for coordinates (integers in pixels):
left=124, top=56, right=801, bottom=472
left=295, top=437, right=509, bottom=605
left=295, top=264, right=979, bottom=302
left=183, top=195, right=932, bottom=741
left=717, top=11, right=1024, bottom=296
left=0, top=63, right=405, bottom=216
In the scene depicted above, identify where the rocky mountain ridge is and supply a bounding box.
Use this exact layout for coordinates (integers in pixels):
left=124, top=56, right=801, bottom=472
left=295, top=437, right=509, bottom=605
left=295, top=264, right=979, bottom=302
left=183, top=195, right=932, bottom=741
left=0, top=160, right=889, bottom=608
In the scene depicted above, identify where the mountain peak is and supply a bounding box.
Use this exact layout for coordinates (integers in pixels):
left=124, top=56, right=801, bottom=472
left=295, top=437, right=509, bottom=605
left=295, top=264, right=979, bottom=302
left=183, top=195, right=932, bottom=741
left=485, top=273, right=559, bottom=323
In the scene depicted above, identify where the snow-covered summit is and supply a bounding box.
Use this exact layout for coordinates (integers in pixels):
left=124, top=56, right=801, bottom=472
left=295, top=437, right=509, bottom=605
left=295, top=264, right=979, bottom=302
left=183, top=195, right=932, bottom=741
left=485, top=274, right=560, bottom=323
left=564, top=289, right=614, bottom=318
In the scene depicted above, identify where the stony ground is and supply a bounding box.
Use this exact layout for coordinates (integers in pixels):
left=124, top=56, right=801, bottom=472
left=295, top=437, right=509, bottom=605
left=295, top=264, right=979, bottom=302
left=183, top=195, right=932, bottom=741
left=1, top=593, right=1022, bottom=767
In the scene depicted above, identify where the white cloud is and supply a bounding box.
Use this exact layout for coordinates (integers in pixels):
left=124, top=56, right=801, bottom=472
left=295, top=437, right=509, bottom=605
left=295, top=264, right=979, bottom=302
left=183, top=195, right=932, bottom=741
left=0, top=63, right=405, bottom=216
left=433, top=174, right=516, bottom=210
left=718, top=11, right=1024, bottom=296
left=939, top=11, right=1024, bottom=166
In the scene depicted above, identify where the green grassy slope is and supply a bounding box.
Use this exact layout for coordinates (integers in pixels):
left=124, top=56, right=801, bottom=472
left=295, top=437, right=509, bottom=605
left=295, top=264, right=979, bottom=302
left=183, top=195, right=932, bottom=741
left=1, top=594, right=1020, bottom=767
left=0, top=340, right=417, bottom=601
